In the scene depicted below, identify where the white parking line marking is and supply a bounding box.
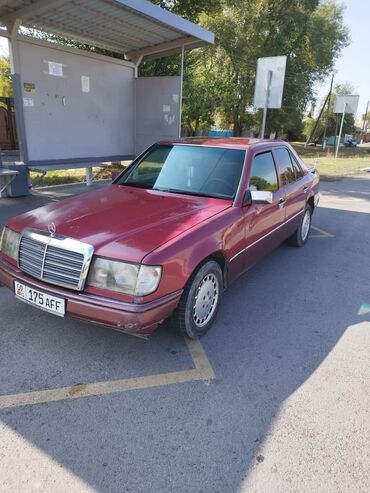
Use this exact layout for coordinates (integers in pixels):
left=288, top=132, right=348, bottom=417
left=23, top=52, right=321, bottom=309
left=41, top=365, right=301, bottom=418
left=0, top=338, right=215, bottom=410
left=310, top=226, right=334, bottom=238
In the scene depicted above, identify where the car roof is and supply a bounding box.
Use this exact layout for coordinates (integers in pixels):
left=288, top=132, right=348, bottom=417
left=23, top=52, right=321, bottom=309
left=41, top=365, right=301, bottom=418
left=156, top=137, right=289, bottom=150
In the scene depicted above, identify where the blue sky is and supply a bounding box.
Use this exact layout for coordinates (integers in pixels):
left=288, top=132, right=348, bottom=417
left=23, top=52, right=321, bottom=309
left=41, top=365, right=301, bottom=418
left=316, top=0, right=370, bottom=118
left=0, top=1, right=368, bottom=118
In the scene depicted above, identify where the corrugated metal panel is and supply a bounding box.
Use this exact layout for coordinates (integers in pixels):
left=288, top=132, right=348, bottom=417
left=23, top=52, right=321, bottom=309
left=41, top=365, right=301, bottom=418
left=0, top=0, right=28, bottom=18
left=0, top=0, right=214, bottom=58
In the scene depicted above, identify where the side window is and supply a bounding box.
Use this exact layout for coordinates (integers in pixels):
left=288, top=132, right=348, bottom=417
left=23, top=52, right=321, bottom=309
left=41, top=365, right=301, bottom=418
left=249, top=152, right=279, bottom=192
left=274, top=147, right=297, bottom=185
left=274, top=147, right=304, bottom=184
left=289, top=152, right=304, bottom=180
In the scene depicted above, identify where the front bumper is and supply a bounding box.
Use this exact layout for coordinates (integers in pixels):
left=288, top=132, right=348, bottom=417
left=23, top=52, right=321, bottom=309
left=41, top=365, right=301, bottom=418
left=0, top=256, right=182, bottom=337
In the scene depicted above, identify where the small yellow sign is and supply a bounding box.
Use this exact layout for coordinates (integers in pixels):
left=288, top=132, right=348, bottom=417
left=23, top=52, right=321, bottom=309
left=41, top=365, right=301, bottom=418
left=23, top=82, right=36, bottom=94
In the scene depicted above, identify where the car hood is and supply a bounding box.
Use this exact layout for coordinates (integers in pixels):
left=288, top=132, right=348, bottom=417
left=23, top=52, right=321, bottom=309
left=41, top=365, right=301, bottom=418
left=8, top=185, right=232, bottom=263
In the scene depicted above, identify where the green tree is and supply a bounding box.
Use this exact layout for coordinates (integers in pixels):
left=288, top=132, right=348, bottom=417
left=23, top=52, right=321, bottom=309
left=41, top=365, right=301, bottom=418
left=0, top=56, right=13, bottom=97
left=152, top=0, right=221, bottom=23
left=199, top=0, right=349, bottom=136
left=148, top=0, right=349, bottom=137
left=181, top=51, right=220, bottom=134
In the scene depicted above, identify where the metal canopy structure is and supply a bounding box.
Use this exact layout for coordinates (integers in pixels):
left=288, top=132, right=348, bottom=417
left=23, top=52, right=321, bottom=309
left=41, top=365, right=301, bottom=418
left=0, top=0, right=214, bottom=178
left=0, top=0, right=214, bottom=62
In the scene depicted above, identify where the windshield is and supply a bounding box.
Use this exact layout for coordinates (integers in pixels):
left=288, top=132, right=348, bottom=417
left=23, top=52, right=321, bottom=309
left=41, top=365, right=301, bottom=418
left=117, top=144, right=246, bottom=200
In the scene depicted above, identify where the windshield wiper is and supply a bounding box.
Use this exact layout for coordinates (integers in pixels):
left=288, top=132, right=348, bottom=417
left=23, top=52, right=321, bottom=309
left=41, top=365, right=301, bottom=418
left=153, top=187, right=214, bottom=198
left=120, top=182, right=151, bottom=189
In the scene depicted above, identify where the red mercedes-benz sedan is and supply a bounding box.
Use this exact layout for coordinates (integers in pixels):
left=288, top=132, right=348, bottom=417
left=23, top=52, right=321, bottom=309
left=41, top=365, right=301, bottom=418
left=0, top=138, right=319, bottom=338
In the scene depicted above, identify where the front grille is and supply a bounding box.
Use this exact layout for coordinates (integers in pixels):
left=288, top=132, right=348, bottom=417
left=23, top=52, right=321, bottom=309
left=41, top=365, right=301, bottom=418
left=18, top=230, right=94, bottom=291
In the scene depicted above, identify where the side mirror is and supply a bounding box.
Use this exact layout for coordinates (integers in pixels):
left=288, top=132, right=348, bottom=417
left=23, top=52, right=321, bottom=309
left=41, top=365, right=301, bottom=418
left=250, top=190, right=273, bottom=204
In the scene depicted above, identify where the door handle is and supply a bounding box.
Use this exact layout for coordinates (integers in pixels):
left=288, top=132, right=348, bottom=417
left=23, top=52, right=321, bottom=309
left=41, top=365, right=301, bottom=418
left=278, top=198, right=286, bottom=209
left=303, top=186, right=309, bottom=194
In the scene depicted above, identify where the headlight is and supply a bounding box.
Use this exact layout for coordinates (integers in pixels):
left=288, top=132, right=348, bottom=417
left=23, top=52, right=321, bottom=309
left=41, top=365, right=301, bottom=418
left=87, top=257, right=162, bottom=296
left=0, top=227, right=20, bottom=261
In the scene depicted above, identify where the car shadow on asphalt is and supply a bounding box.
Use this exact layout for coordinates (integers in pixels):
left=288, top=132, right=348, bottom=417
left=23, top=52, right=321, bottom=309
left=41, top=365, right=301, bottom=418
left=0, top=206, right=369, bottom=492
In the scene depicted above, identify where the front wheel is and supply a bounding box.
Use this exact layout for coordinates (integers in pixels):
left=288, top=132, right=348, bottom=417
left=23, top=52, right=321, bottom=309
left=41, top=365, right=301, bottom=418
left=172, top=260, right=223, bottom=339
left=289, top=204, right=312, bottom=247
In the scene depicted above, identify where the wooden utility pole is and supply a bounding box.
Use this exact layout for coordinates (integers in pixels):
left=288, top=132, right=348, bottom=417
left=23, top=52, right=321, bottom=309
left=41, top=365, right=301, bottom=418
left=322, top=73, right=334, bottom=150
left=305, top=92, right=330, bottom=147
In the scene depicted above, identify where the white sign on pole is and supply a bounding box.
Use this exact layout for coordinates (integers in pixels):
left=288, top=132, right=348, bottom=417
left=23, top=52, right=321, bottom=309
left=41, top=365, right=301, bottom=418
left=334, top=94, right=360, bottom=158
left=253, top=56, right=287, bottom=109
left=333, top=94, right=359, bottom=114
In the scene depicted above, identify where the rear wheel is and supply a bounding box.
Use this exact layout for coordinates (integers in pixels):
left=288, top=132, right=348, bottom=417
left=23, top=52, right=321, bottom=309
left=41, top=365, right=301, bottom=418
left=289, top=204, right=312, bottom=247
left=172, top=260, right=223, bottom=339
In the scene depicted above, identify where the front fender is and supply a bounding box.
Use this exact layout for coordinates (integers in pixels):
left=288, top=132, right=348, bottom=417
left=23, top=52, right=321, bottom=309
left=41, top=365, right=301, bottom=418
left=183, top=236, right=223, bottom=279
left=148, top=233, right=223, bottom=297
left=141, top=210, right=238, bottom=301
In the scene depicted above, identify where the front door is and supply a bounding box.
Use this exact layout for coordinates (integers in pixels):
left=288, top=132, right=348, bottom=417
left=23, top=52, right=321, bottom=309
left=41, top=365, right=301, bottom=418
left=229, top=150, right=286, bottom=277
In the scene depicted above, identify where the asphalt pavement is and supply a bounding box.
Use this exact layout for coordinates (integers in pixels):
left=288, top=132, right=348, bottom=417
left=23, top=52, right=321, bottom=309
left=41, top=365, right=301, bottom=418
left=0, top=176, right=370, bottom=493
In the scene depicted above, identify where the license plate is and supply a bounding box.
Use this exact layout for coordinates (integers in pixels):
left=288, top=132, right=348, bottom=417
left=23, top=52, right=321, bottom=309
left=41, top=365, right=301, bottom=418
left=14, top=281, right=66, bottom=317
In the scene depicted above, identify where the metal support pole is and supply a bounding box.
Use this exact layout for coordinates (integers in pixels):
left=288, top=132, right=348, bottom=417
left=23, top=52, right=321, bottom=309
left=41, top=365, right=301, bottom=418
left=86, top=167, right=93, bottom=186
left=133, top=55, right=143, bottom=157
left=133, top=55, right=143, bottom=78
left=7, top=19, right=29, bottom=165
left=179, top=44, right=185, bottom=138
left=260, top=70, right=272, bottom=139
left=361, top=100, right=369, bottom=144
left=335, top=103, right=346, bottom=159
left=260, top=107, right=268, bottom=140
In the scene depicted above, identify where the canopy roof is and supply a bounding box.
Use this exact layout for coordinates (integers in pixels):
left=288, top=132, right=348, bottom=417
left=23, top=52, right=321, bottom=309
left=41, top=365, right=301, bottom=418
left=0, top=0, right=214, bottom=61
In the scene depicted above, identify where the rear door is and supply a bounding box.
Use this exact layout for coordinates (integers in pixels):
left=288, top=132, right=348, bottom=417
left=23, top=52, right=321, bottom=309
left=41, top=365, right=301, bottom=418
left=273, top=146, right=309, bottom=234
left=240, top=150, right=286, bottom=271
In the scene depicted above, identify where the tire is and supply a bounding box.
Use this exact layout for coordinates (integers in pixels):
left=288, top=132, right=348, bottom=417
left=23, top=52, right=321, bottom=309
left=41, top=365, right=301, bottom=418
left=289, top=204, right=312, bottom=247
left=172, top=260, right=223, bottom=339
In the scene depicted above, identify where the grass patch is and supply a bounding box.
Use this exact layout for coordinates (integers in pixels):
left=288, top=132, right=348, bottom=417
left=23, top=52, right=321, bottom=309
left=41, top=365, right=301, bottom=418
left=30, top=163, right=127, bottom=187
left=291, top=142, right=370, bottom=179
